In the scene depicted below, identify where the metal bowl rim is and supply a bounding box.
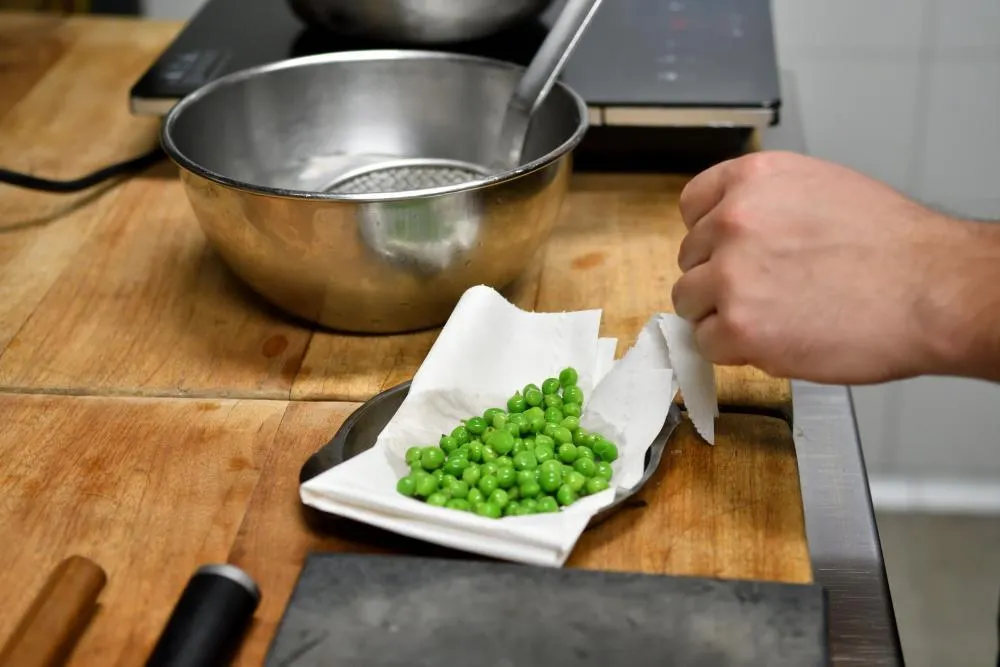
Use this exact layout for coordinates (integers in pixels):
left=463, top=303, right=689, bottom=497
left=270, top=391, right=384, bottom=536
left=160, top=49, right=590, bottom=203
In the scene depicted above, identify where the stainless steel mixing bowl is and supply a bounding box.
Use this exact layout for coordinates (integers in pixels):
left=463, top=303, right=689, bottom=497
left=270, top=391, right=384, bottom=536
left=161, top=50, right=588, bottom=334
left=287, top=0, right=556, bottom=44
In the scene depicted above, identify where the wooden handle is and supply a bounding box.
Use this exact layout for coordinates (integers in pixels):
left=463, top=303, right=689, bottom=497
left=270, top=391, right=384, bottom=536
left=0, top=555, right=107, bottom=667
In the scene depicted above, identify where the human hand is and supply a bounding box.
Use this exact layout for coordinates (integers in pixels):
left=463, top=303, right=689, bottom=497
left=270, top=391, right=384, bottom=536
left=671, top=151, right=989, bottom=384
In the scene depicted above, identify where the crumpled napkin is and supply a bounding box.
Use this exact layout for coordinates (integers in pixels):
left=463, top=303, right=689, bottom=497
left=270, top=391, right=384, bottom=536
left=300, top=285, right=717, bottom=567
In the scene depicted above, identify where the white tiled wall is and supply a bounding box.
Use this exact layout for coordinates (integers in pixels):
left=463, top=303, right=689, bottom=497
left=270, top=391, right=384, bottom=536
left=772, top=0, right=1000, bottom=497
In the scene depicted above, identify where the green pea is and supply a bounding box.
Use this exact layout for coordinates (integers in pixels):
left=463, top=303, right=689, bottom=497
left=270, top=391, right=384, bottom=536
left=522, top=436, right=536, bottom=449
left=561, top=416, right=580, bottom=432
left=572, top=429, right=591, bottom=447
left=562, top=464, right=575, bottom=477
left=414, top=472, right=438, bottom=498
left=488, top=489, right=509, bottom=509
left=506, top=485, right=520, bottom=501
left=482, top=427, right=496, bottom=443
left=601, top=442, right=618, bottom=462
left=524, top=406, right=546, bottom=423
left=496, top=455, right=514, bottom=468
left=542, top=423, right=559, bottom=439
left=552, top=427, right=574, bottom=446
left=483, top=407, right=505, bottom=423
left=534, top=446, right=554, bottom=464
left=442, top=473, right=458, bottom=486
left=557, top=443, right=578, bottom=464
left=586, top=477, right=610, bottom=495
left=524, top=388, right=544, bottom=408
left=521, top=498, right=539, bottom=514
left=482, top=445, right=498, bottom=462
left=405, top=447, right=422, bottom=465
left=478, top=474, right=499, bottom=495
left=396, top=475, right=417, bottom=497
left=540, top=459, right=563, bottom=475
left=538, top=470, right=562, bottom=494
left=523, top=383, right=542, bottom=397
left=573, top=457, right=597, bottom=478
left=564, top=471, right=587, bottom=493
left=491, top=413, right=507, bottom=430
left=562, top=402, right=582, bottom=418
left=410, top=462, right=423, bottom=474
left=534, top=434, right=555, bottom=450
left=467, top=441, right=484, bottom=463
left=507, top=391, right=526, bottom=413
left=559, top=367, right=579, bottom=387
left=593, top=437, right=612, bottom=459
left=467, top=488, right=485, bottom=504
left=487, top=430, right=515, bottom=455
left=503, top=422, right=521, bottom=438
left=516, top=470, right=535, bottom=485
left=556, top=484, right=578, bottom=506
left=439, top=435, right=459, bottom=454
left=451, top=425, right=471, bottom=446
left=462, top=464, right=481, bottom=486
left=419, top=446, right=444, bottom=471
left=482, top=462, right=499, bottom=477
left=575, top=446, right=595, bottom=462
left=541, top=377, right=560, bottom=395
left=519, top=480, right=542, bottom=498
left=511, top=440, right=527, bottom=456
left=432, top=469, right=446, bottom=483
left=537, top=496, right=560, bottom=513
left=504, top=501, right=521, bottom=517
left=543, top=407, right=564, bottom=424
left=495, top=466, right=517, bottom=489
left=476, top=501, right=502, bottom=519
left=595, top=461, right=613, bottom=480
left=562, top=385, right=584, bottom=406
left=543, top=394, right=563, bottom=409
left=443, top=456, right=467, bottom=477
left=515, top=450, right=539, bottom=471
left=449, top=480, right=470, bottom=499
left=456, top=444, right=470, bottom=456
left=527, top=416, right=546, bottom=434
left=447, top=498, right=472, bottom=512
left=465, top=416, right=487, bottom=435
left=427, top=492, right=448, bottom=507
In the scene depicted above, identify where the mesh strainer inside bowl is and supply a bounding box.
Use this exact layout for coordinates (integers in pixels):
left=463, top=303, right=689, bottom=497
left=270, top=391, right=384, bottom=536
left=322, top=158, right=492, bottom=195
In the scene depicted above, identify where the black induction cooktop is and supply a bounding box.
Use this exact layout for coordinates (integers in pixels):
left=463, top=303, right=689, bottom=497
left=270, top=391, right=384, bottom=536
left=130, top=0, right=782, bottom=172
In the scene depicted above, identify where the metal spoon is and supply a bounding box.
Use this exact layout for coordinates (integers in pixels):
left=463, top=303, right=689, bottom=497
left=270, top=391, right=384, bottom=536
left=491, top=0, right=604, bottom=173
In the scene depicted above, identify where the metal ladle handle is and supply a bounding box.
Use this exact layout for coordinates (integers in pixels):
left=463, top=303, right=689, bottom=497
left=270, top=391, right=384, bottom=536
left=492, top=0, right=604, bottom=172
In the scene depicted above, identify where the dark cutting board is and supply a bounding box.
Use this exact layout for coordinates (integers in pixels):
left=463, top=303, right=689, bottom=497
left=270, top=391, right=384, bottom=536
left=264, top=553, right=829, bottom=667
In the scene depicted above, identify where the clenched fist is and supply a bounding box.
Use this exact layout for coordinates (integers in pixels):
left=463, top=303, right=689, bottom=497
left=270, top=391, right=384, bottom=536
left=671, top=151, right=1000, bottom=384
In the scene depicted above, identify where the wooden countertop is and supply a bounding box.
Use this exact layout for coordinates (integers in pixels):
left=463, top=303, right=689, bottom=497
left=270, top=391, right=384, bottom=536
left=0, top=12, right=810, bottom=667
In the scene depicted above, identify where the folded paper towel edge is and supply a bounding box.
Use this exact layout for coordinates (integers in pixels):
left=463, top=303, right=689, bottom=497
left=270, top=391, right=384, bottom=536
left=658, top=314, right=719, bottom=445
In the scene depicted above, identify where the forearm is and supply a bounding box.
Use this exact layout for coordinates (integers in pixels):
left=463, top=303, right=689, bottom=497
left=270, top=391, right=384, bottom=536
left=921, top=217, right=1000, bottom=381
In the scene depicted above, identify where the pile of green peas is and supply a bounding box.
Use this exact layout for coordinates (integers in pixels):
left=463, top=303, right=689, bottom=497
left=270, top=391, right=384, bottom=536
left=395, top=367, right=620, bottom=519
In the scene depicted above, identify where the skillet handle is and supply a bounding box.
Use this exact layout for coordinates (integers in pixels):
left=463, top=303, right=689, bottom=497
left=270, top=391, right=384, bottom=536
left=0, top=555, right=107, bottom=667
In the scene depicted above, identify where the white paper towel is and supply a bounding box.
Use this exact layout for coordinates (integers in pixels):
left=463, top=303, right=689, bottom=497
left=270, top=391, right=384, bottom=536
left=299, top=286, right=717, bottom=567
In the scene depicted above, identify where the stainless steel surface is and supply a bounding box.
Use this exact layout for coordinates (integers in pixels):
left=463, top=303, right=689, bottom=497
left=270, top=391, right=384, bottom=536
left=763, top=70, right=903, bottom=666
left=161, top=50, right=588, bottom=333
left=298, top=380, right=684, bottom=528
left=493, top=0, right=603, bottom=171
left=286, top=0, right=555, bottom=44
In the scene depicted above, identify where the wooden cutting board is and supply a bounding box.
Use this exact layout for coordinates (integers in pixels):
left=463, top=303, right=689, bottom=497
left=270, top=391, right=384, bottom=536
left=0, top=392, right=809, bottom=667
left=0, top=13, right=789, bottom=413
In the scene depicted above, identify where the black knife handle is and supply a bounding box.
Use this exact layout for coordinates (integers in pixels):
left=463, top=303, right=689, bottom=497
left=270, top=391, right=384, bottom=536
left=145, top=564, right=261, bottom=667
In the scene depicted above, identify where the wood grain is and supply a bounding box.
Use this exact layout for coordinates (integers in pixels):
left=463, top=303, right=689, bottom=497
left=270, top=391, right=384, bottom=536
left=0, top=393, right=286, bottom=667
left=0, top=13, right=789, bottom=412
left=0, top=556, right=106, bottom=667
left=227, top=404, right=810, bottom=665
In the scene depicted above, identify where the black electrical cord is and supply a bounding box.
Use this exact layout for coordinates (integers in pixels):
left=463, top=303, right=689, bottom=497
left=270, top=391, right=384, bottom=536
left=0, top=145, right=168, bottom=193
